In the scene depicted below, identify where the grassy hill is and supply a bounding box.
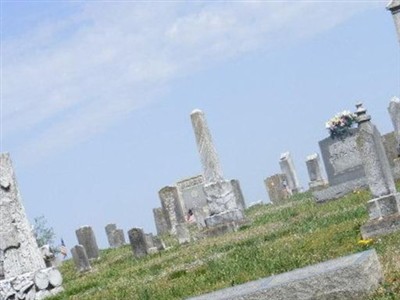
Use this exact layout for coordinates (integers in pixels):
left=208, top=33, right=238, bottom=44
left=50, top=189, right=400, bottom=300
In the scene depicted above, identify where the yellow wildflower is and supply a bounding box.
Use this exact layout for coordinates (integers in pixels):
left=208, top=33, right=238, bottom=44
left=358, top=239, right=374, bottom=246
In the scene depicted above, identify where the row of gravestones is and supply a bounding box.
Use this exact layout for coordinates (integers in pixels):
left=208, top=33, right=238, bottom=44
left=150, top=109, right=249, bottom=243
left=264, top=102, right=400, bottom=239
left=70, top=225, right=167, bottom=273
left=150, top=99, right=400, bottom=246
left=191, top=4, right=400, bottom=297
left=265, top=97, right=400, bottom=205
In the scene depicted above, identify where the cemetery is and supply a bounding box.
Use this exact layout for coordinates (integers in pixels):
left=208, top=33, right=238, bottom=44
left=1, top=1, right=400, bottom=299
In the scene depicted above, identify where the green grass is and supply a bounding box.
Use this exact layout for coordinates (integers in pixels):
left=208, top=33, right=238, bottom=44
left=50, top=188, right=400, bottom=299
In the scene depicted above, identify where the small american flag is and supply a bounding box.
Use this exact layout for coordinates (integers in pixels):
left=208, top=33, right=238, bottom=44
left=60, top=239, right=68, bottom=258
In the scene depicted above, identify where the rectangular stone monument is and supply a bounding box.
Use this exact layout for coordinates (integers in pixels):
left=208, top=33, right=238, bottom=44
left=152, top=236, right=166, bottom=251
left=387, top=0, right=400, bottom=44
left=0, top=153, right=46, bottom=279
left=279, top=152, right=302, bottom=194
left=75, top=226, right=99, bottom=260
left=112, top=229, right=126, bottom=247
left=159, top=186, right=185, bottom=234
left=188, top=249, right=382, bottom=300
left=319, top=128, right=365, bottom=186
left=354, top=103, right=400, bottom=239
left=230, top=179, right=246, bottom=211
left=175, top=224, right=191, bottom=245
left=144, top=233, right=155, bottom=249
left=105, top=224, right=125, bottom=248
left=176, top=175, right=208, bottom=227
left=152, top=207, right=169, bottom=236
left=387, top=97, right=400, bottom=179
left=313, top=128, right=368, bottom=202
left=264, top=174, right=290, bottom=204
left=382, top=131, right=398, bottom=166
left=71, top=245, right=91, bottom=273
left=190, top=109, right=244, bottom=229
left=105, top=224, right=117, bottom=248
left=305, top=153, right=327, bottom=191
left=128, top=228, right=148, bottom=258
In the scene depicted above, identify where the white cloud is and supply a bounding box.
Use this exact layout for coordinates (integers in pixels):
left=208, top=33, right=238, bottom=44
left=2, top=1, right=379, bottom=164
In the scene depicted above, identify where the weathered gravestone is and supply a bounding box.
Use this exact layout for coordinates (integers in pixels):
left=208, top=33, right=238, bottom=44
left=105, top=224, right=125, bottom=248
left=153, top=207, right=169, bottom=236
left=264, top=174, right=291, bottom=204
left=354, top=103, right=400, bottom=238
left=71, top=245, right=91, bottom=273
left=128, top=228, right=148, bottom=258
left=388, top=97, right=400, bottom=152
left=188, top=249, right=383, bottom=300
left=313, top=128, right=368, bottom=202
left=159, top=186, right=185, bottom=234
left=112, top=229, right=126, bottom=248
left=0, top=153, right=45, bottom=278
left=175, top=224, right=190, bottom=245
left=230, top=179, right=246, bottom=211
left=75, top=226, right=99, bottom=260
left=176, top=175, right=208, bottom=227
left=305, top=153, right=327, bottom=191
left=190, top=109, right=244, bottom=228
left=105, top=224, right=117, bottom=248
left=387, top=0, right=400, bottom=44
left=0, top=153, right=63, bottom=299
left=152, top=235, right=166, bottom=251
left=279, top=152, right=302, bottom=194
left=387, top=97, right=400, bottom=178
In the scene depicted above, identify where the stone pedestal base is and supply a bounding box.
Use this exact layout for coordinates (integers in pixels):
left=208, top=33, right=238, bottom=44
left=204, top=180, right=240, bottom=214
left=205, top=209, right=244, bottom=228
left=366, top=193, right=400, bottom=219
left=0, top=268, right=63, bottom=300
left=313, top=178, right=368, bottom=203
left=361, top=213, right=400, bottom=239
left=308, top=180, right=328, bottom=192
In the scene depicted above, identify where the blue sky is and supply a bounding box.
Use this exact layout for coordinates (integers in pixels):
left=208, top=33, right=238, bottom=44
left=1, top=1, right=399, bottom=249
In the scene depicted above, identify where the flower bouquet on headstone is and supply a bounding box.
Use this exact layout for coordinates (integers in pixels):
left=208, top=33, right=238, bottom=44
left=325, top=110, right=357, bottom=140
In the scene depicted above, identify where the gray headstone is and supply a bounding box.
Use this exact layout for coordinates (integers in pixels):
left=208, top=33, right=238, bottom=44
left=318, top=129, right=365, bottom=186
left=175, top=224, right=190, bottom=245
left=105, top=224, right=125, bottom=248
left=230, top=179, right=246, bottom=210
left=356, top=104, right=397, bottom=199
left=159, top=186, right=185, bottom=234
left=71, top=245, right=91, bottom=273
left=188, top=249, right=383, bottom=300
left=279, top=152, right=302, bottom=193
left=0, top=153, right=46, bottom=279
left=105, top=224, right=117, bottom=248
left=144, top=233, right=155, bottom=249
left=152, top=236, right=166, bottom=251
left=388, top=97, right=400, bottom=155
left=305, top=153, right=327, bottom=190
left=152, top=207, right=169, bottom=236
left=127, top=228, right=148, bottom=258
left=387, top=1, right=400, bottom=45
left=75, top=226, right=99, bottom=260
left=190, top=109, right=244, bottom=227
left=264, top=174, right=291, bottom=204
left=382, top=131, right=398, bottom=167
left=176, top=175, right=208, bottom=227
left=355, top=103, right=400, bottom=238
left=112, top=229, right=126, bottom=247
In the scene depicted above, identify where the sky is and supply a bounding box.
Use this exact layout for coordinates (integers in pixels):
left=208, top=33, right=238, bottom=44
left=1, top=0, right=399, bottom=250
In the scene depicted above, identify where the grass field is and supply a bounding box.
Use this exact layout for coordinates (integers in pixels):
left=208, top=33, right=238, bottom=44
left=50, top=188, right=400, bottom=299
